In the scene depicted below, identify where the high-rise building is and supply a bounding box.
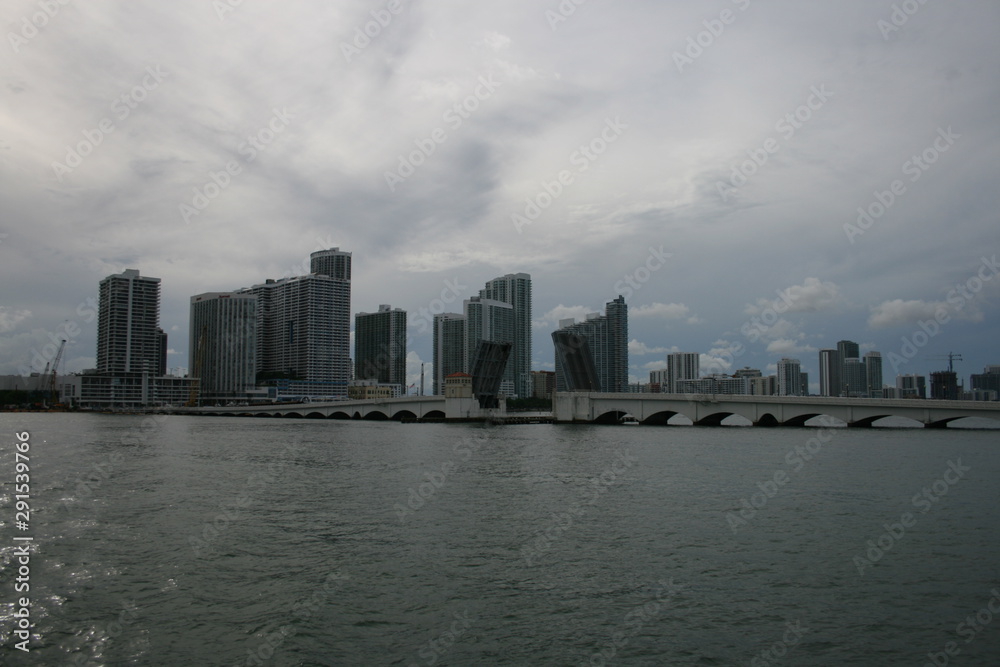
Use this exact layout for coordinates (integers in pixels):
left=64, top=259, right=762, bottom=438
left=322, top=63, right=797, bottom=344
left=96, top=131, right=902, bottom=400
left=189, top=292, right=257, bottom=402
left=480, top=273, right=532, bottom=398
left=649, top=369, right=668, bottom=392
left=930, top=371, right=959, bottom=400
left=836, top=339, right=861, bottom=397
left=433, top=313, right=466, bottom=395
left=531, top=370, right=556, bottom=399
left=354, top=305, right=407, bottom=387
left=465, top=297, right=515, bottom=395
left=243, top=248, right=352, bottom=398
left=79, top=269, right=197, bottom=408
left=800, top=371, right=809, bottom=396
left=842, top=358, right=866, bottom=397
left=837, top=339, right=860, bottom=361
left=864, top=351, right=883, bottom=398
left=666, top=352, right=699, bottom=394
left=897, top=374, right=927, bottom=399
left=971, top=366, right=1000, bottom=396
left=777, top=358, right=802, bottom=396
left=97, top=269, right=164, bottom=375
left=553, top=296, right=628, bottom=393
left=818, top=349, right=840, bottom=397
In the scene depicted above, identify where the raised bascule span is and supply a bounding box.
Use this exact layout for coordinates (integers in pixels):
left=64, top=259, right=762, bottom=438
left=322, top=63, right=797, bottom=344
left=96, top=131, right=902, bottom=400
left=166, top=393, right=1000, bottom=427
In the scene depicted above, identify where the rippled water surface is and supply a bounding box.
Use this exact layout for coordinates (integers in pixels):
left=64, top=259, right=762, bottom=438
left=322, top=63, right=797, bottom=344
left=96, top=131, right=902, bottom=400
left=0, top=413, right=998, bottom=665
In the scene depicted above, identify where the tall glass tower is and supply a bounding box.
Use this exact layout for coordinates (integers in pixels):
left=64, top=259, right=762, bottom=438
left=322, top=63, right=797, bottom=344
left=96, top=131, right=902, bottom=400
left=480, top=273, right=532, bottom=398
left=355, top=305, right=407, bottom=386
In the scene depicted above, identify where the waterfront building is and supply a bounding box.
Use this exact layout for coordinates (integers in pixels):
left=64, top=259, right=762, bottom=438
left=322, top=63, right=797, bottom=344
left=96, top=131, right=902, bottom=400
left=355, top=305, right=406, bottom=387
left=189, top=292, right=257, bottom=403
left=897, top=374, right=927, bottom=399
left=864, top=351, right=883, bottom=398
left=433, top=313, right=466, bottom=395
left=553, top=296, right=628, bottom=393
left=97, top=269, right=165, bottom=376
left=480, top=273, right=533, bottom=398
left=819, top=348, right=840, bottom=397
left=666, top=352, right=699, bottom=394
left=243, top=248, right=352, bottom=399
left=777, top=358, right=802, bottom=396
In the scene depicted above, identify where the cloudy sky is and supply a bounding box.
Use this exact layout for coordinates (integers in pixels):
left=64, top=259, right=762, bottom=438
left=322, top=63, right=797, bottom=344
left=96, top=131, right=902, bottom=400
left=2, top=0, right=998, bottom=391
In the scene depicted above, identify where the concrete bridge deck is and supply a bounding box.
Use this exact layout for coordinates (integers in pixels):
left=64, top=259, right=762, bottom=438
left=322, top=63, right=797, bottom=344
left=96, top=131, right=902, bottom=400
left=553, top=392, right=1000, bottom=427
left=162, top=392, right=1000, bottom=428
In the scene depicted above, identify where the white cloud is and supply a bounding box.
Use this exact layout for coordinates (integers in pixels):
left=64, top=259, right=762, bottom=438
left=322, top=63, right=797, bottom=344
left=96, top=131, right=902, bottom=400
left=867, top=298, right=983, bottom=329
left=745, top=278, right=842, bottom=317
left=628, top=339, right=670, bottom=356
left=534, top=305, right=594, bottom=329
left=0, top=308, right=32, bottom=333
left=766, top=338, right=816, bottom=356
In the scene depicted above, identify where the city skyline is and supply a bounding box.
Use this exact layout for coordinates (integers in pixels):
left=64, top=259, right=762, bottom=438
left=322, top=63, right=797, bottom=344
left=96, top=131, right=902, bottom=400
left=1, top=2, right=998, bottom=396
left=5, top=257, right=998, bottom=397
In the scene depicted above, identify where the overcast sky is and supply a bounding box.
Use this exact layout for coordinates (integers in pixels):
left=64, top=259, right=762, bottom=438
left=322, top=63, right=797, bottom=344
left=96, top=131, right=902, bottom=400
left=2, top=0, right=998, bottom=391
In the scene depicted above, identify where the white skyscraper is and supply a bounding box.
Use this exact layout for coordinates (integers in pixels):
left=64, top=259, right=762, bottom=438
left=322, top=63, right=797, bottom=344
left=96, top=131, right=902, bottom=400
left=777, top=358, right=803, bottom=396
left=667, top=352, right=699, bottom=394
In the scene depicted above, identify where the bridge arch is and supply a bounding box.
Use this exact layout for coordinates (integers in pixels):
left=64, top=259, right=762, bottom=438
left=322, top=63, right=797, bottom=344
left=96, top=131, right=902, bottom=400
left=392, top=410, right=418, bottom=422
left=693, top=411, right=734, bottom=427
left=423, top=410, right=446, bottom=421
left=641, top=410, right=678, bottom=426
left=364, top=410, right=388, bottom=421
left=594, top=410, right=628, bottom=425
left=755, top=413, right=780, bottom=427
left=781, top=413, right=824, bottom=427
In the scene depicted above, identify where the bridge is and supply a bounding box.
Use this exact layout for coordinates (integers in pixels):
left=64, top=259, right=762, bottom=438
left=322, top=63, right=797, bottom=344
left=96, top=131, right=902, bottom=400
left=163, top=393, right=1000, bottom=428
left=168, top=395, right=466, bottom=421
left=552, top=393, right=1000, bottom=428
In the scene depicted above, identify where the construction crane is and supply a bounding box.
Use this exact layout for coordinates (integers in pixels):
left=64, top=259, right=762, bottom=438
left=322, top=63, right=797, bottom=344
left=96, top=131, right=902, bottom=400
left=48, top=339, right=67, bottom=407
left=927, top=352, right=963, bottom=373
left=186, top=326, right=207, bottom=407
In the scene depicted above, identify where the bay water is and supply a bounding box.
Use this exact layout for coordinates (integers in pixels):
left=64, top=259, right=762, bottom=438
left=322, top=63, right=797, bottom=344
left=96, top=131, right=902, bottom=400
left=1, top=413, right=998, bottom=665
